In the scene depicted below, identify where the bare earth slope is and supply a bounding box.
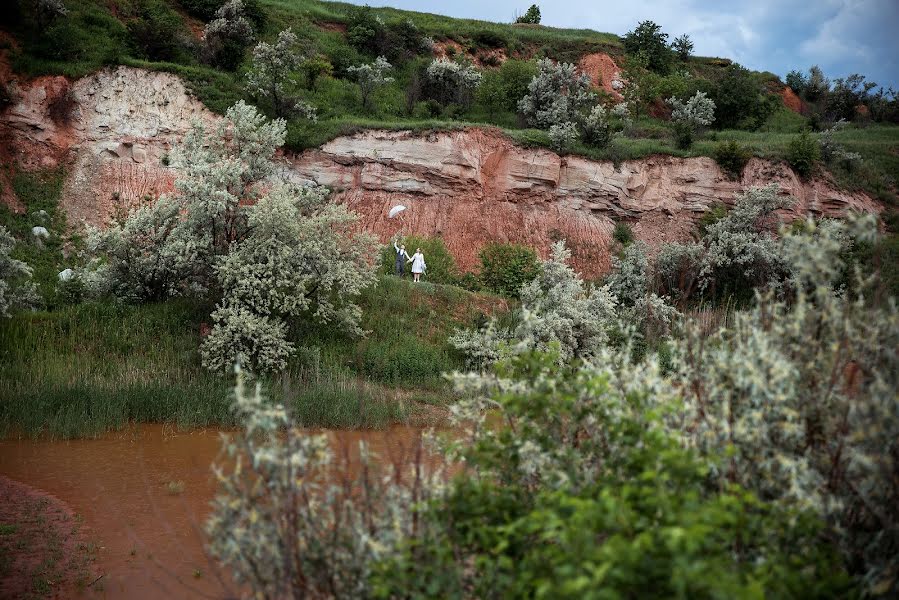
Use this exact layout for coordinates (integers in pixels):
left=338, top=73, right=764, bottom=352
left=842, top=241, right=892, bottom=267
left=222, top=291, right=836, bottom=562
left=0, top=66, right=879, bottom=277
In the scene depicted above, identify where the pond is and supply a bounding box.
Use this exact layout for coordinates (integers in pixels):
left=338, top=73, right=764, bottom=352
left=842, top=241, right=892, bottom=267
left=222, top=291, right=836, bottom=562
left=0, top=424, right=434, bottom=599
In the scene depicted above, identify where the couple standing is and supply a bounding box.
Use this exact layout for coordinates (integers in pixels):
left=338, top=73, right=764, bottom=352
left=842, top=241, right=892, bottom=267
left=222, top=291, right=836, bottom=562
left=394, top=238, right=427, bottom=282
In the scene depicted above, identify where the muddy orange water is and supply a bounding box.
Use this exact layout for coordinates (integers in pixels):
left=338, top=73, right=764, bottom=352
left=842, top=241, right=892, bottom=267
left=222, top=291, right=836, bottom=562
left=0, top=424, right=439, bottom=599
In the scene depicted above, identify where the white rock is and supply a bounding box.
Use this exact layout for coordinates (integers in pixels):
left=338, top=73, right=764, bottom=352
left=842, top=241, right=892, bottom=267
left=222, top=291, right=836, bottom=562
left=31, top=226, right=49, bottom=238
left=58, top=268, right=75, bottom=282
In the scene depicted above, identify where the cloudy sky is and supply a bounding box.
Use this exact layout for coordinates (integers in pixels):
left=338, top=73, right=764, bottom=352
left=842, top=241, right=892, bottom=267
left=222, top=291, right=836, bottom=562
left=345, top=0, right=899, bottom=88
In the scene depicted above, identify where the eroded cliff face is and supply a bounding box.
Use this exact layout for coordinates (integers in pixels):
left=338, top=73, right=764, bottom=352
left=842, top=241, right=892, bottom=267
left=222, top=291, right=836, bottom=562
left=291, top=129, right=879, bottom=275
left=0, top=66, right=880, bottom=277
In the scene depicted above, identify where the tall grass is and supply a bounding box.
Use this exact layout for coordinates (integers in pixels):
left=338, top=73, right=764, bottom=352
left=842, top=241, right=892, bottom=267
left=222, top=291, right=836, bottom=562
left=0, top=278, right=502, bottom=438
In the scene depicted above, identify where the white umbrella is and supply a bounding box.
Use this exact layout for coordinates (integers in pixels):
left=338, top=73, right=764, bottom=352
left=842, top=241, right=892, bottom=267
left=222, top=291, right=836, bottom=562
left=388, top=205, right=406, bottom=219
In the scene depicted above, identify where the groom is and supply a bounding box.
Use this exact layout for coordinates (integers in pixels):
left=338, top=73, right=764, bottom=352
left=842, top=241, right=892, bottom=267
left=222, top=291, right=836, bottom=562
left=393, top=237, right=410, bottom=277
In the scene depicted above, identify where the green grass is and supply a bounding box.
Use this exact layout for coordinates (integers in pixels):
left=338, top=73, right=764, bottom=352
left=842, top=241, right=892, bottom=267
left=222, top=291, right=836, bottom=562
left=0, top=277, right=506, bottom=438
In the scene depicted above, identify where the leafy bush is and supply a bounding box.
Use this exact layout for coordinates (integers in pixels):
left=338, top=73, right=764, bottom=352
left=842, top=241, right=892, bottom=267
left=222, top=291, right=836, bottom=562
left=378, top=235, right=457, bottom=284
left=201, top=0, right=256, bottom=71
left=708, top=63, right=777, bottom=130
left=0, top=225, right=39, bottom=317
left=245, top=29, right=317, bottom=119
left=478, top=242, right=540, bottom=298
left=582, top=102, right=630, bottom=148
left=787, top=130, right=821, bottom=177
left=471, top=29, right=507, bottom=49
left=424, top=58, right=482, bottom=108
left=127, top=0, right=188, bottom=62
left=623, top=20, right=671, bottom=74
left=612, top=221, right=634, bottom=245
left=518, top=58, right=594, bottom=129
left=714, top=140, right=751, bottom=178
left=668, top=91, right=715, bottom=148
left=347, top=56, right=394, bottom=111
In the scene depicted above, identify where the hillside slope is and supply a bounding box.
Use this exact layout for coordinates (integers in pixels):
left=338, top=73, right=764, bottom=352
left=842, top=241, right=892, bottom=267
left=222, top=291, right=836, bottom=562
left=0, top=65, right=880, bottom=276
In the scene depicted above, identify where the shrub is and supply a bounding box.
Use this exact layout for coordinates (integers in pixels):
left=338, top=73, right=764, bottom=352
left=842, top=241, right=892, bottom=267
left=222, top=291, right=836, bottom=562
left=425, top=58, right=482, bottom=108
left=127, top=0, right=188, bottom=62
left=347, top=56, right=394, bottom=112
left=612, top=221, right=634, bottom=245
left=582, top=102, right=631, bottom=148
left=201, top=0, right=256, bottom=71
left=709, top=63, right=777, bottom=130
left=515, top=4, right=541, bottom=24
left=300, top=56, right=333, bottom=89
left=0, top=225, right=40, bottom=317
left=623, top=20, right=671, bottom=74
left=787, top=130, right=821, bottom=177
left=668, top=91, right=715, bottom=148
left=548, top=120, right=578, bottom=151
left=245, top=29, right=317, bottom=119
left=378, top=235, right=457, bottom=284
left=471, top=29, right=507, bottom=49
left=714, top=140, right=751, bottom=178
left=201, top=185, right=376, bottom=374
left=478, top=242, right=540, bottom=298
left=518, top=58, right=594, bottom=130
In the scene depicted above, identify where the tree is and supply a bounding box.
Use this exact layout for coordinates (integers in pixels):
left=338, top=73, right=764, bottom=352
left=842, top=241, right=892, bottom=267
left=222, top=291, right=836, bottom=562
left=0, top=225, right=39, bottom=317
left=87, top=101, right=286, bottom=301
left=347, top=56, right=394, bottom=112
left=672, top=33, right=693, bottom=61
left=425, top=58, right=482, bottom=108
left=245, top=29, right=317, bottom=119
left=785, top=69, right=808, bottom=96
left=515, top=4, right=541, bottom=24
left=805, top=65, right=830, bottom=102
left=518, top=58, right=594, bottom=129
left=708, top=62, right=775, bottom=130
left=623, top=20, right=672, bottom=74
left=201, top=0, right=256, bottom=71
left=668, top=90, right=715, bottom=148
left=201, top=185, right=376, bottom=374
left=476, top=58, right=537, bottom=117
left=618, top=55, right=661, bottom=119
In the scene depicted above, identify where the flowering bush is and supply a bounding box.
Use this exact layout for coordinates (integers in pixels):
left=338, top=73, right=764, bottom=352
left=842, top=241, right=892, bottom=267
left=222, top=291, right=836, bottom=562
left=245, top=29, right=317, bottom=119
left=347, top=56, right=394, bottom=111
left=518, top=58, right=594, bottom=130
left=201, top=0, right=256, bottom=70
left=0, top=225, right=39, bottom=317
left=547, top=120, right=578, bottom=151
left=201, top=185, right=376, bottom=373
left=425, top=58, right=482, bottom=108
left=582, top=102, right=631, bottom=148
left=668, top=90, right=715, bottom=148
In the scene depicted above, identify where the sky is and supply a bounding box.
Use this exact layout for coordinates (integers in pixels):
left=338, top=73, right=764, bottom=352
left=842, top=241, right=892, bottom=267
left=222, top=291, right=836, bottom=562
left=344, top=0, right=899, bottom=89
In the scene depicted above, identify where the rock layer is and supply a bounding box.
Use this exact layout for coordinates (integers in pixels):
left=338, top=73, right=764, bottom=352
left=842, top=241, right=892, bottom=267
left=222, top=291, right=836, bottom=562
left=0, top=66, right=881, bottom=277
left=292, top=129, right=879, bottom=275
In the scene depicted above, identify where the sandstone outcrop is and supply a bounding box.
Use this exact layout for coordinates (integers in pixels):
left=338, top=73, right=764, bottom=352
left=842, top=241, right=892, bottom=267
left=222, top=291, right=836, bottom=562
left=0, top=66, right=881, bottom=277
left=292, top=129, right=879, bottom=275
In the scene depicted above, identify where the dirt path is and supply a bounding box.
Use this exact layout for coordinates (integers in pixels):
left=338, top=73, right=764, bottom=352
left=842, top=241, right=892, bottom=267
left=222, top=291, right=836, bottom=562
left=0, top=475, right=98, bottom=599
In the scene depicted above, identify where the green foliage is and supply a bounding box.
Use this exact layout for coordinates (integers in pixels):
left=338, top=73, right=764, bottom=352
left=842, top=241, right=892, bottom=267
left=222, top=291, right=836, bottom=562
left=708, top=63, right=777, bottom=130
left=612, top=221, right=634, bottom=245
left=672, top=33, right=693, bottom=61
left=478, top=242, right=540, bottom=298
left=623, top=20, right=672, bottom=74
left=379, top=235, right=457, bottom=284
left=787, top=129, right=821, bottom=177
left=515, top=4, right=541, bottom=25
left=369, top=349, right=852, bottom=598
left=126, top=0, right=190, bottom=63
left=0, top=169, right=73, bottom=309
left=714, top=140, right=751, bottom=178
